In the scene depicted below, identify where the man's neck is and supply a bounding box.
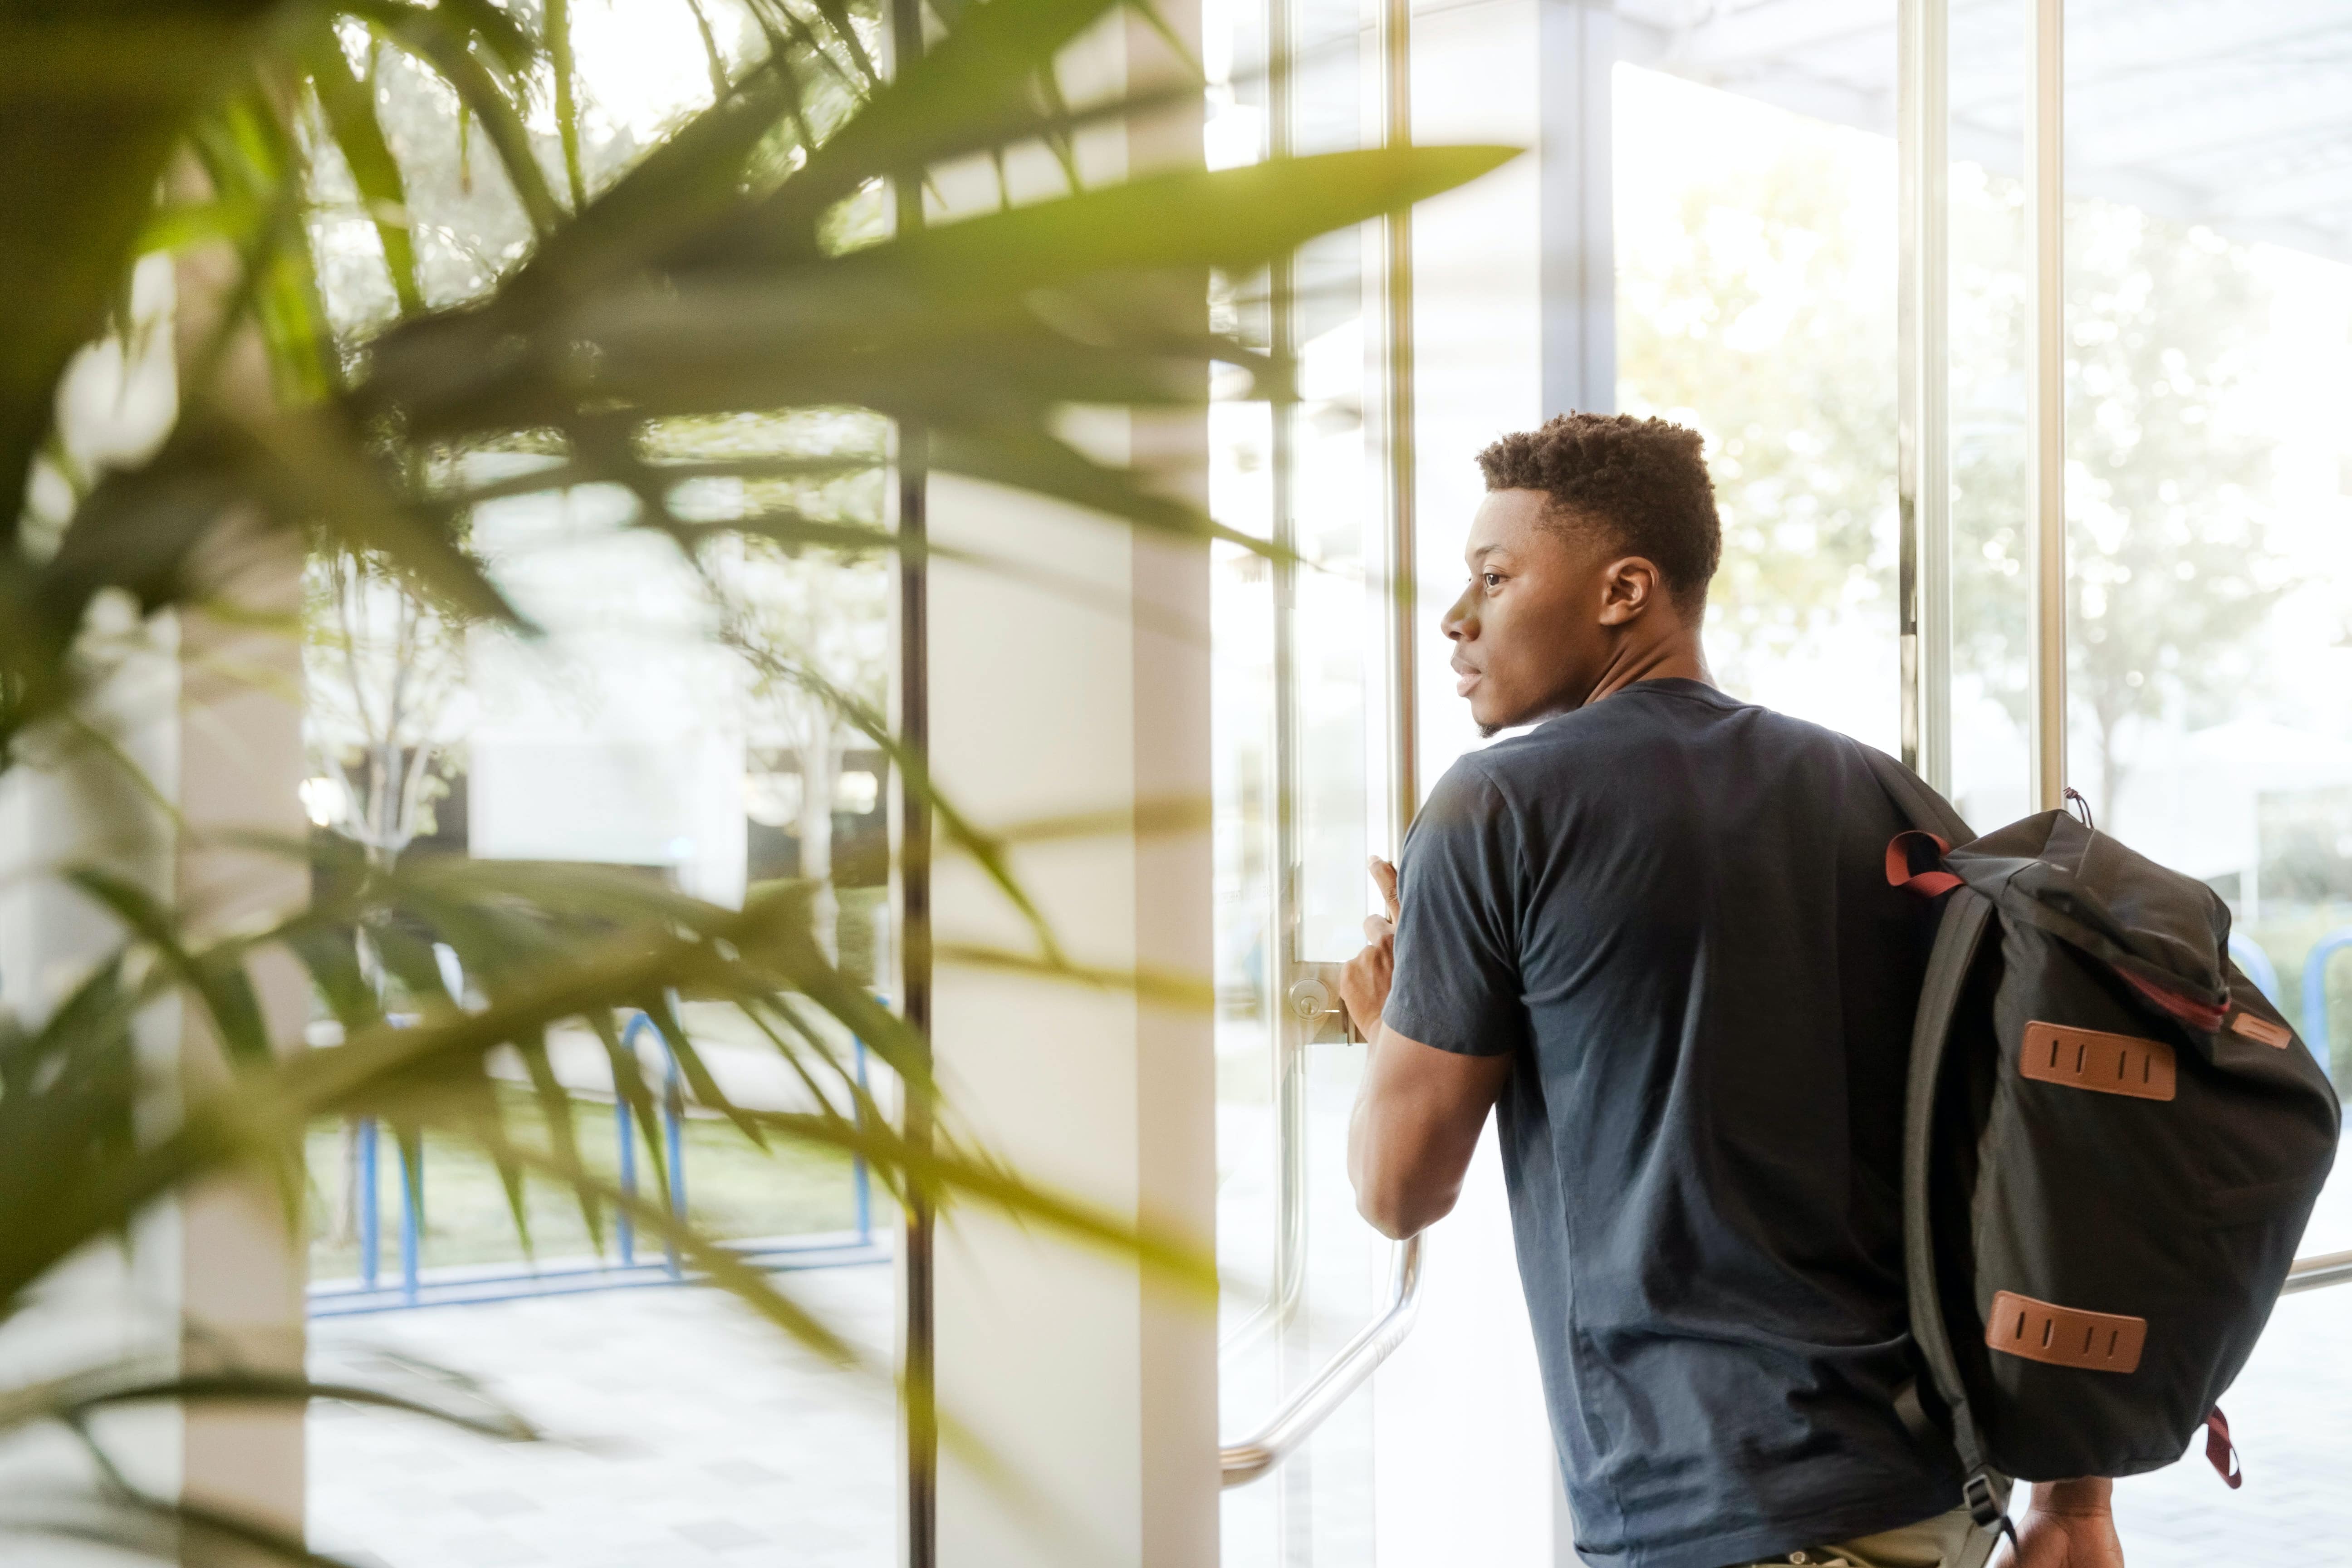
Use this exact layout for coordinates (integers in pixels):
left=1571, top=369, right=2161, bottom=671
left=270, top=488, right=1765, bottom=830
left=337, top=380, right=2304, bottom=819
left=1580, top=628, right=1712, bottom=708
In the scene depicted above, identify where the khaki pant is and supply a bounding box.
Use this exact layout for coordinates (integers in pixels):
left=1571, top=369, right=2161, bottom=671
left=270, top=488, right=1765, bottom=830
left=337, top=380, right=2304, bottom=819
left=1727, top=1506, right=1998, bottom=1568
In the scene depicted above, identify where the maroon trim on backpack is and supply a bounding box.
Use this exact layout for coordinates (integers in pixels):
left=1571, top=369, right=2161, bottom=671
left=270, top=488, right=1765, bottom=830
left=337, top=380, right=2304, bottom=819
left=2204, top=1408, right=2242, bottom=1490
left=1885, top=830, right=1962, bottom=897
left=2116, top=966, right=2230, bottom=1033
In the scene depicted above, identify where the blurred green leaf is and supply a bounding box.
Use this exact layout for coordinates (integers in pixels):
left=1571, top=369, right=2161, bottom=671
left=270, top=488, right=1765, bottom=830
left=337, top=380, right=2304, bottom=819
left=0, top=2, right=1523, bottom=1556
left=65, top=867, right=272, bottom=1065
left=366, top=5, right=561, bottom=235
left=307, top=23, right=425, bottom=314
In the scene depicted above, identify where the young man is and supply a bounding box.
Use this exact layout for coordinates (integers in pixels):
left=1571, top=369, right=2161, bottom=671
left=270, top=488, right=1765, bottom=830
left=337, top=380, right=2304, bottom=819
left=1336, top=413, right=2125, bottom=1568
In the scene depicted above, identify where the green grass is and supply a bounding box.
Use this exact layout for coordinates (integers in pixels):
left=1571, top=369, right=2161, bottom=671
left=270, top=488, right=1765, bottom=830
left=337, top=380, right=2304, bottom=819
left=307, top=1085, right=871, bottom=1284
left=838, top=884, right=888, bottom=991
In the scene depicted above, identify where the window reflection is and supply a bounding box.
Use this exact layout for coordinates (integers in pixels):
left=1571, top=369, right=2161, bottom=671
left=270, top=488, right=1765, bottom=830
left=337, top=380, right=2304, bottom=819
left=2055, top=4, right=2352, bottom=1557
left=1615, top=58, right=1901, bottom=752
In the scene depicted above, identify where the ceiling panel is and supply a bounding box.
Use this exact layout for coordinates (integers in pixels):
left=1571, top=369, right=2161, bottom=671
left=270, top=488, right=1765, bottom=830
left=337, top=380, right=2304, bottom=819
left=1607, top=0, right=2352, bottom=262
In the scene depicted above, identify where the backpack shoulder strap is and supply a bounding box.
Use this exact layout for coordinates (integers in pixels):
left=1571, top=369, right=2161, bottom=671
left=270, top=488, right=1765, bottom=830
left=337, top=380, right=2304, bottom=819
left=1904, top=887, right=2013, bottom=1539
left=1857, top=744, right=2014, bottom=1539
left=1905, top=888, right=1990, bottom=1420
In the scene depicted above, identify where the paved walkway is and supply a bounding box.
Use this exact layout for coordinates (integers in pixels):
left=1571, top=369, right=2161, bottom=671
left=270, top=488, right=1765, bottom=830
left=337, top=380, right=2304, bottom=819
left=2109, top=1166, right=2352, bottom=1564
left=2110, top=1282, right=2352, bottom=1563
left=307, top=1171, right=2351, bottom=1566
left=308, top=1265, right=896, bottom=1568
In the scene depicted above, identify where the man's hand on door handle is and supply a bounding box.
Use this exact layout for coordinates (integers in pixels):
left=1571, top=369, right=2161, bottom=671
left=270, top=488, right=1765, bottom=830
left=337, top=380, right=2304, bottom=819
left=1339, top=856, right=1401, bottom=1042
left=1342, top=852, right=1509, bottom=1240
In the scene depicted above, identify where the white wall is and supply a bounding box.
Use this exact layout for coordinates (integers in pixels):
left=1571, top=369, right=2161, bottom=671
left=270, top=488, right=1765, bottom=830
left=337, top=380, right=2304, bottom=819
left=927, top=469, right=1216, bottom=1567
left=921, top=12, right=1218, bottom=1566
left=0, top=249, right=309, bottom=1554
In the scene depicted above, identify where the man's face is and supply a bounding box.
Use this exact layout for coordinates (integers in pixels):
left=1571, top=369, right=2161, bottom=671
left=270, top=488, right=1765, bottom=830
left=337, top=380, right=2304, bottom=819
left=1441, top=489, right=1622, bottom=735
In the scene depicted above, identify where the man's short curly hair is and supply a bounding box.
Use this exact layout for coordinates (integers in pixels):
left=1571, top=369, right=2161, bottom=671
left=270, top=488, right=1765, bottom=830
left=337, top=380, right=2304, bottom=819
left=1475, top=412, right=1722, bottom=619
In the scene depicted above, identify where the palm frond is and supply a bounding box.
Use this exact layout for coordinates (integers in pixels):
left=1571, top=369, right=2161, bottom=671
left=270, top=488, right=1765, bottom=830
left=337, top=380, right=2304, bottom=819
left=0, top=1, right=1522, bottom=1554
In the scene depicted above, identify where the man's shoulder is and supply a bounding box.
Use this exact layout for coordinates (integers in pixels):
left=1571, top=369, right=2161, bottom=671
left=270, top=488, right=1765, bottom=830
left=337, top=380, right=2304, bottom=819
left=1415, top=750, right=1513, bottom=835
left=1465, top=680, right=1794, bottom=768
left=1545, top=681, right=1883, bottom=764
left=1465, top=686, right=1896, bottom=824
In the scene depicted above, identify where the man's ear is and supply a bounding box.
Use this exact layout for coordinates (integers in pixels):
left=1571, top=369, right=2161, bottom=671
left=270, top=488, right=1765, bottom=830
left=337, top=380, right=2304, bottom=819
left=1597, top=556, right=1661, bottom=627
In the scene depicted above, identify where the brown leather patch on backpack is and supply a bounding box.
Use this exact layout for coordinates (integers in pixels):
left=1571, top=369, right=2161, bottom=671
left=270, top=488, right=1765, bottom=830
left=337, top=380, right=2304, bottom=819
left=2020, top=1021, right=2176, bottom=1101
left=1986, top=1289, right=2146, bottom=1374
left=2230, top=1011, right=2291, bottom=1049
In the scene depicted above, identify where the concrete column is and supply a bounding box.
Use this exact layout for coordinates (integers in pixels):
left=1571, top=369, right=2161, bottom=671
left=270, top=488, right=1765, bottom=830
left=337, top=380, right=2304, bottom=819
left=921, top=10, right=1216, bottom=1567
left=162, top=181, right=309, bottom=1562
left=173, top=559, right=309, bottom=1557
left=925, top=469, right=1215, bottom=1567
left=0, top=234, right=307, bottom=1561
left=924, top=487, right=1216, bottom=1568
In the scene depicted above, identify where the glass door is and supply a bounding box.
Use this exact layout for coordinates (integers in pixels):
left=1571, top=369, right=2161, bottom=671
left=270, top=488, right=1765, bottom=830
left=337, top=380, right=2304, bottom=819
left=1208, top=0, right=1416, bottom=1558
left=2035, top=3, right=2352, bottom=1554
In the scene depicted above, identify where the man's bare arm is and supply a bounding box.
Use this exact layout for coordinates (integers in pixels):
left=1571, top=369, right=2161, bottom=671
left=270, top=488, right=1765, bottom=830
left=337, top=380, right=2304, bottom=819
left=1346, top=1025, right=1510, bottom=1239
left=1338, top=857, right=1512, bottom=1240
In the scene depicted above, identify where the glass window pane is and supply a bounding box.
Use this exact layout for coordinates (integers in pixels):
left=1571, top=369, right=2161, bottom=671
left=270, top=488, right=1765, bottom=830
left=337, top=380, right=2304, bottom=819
left=1210, top=0, right=1386, bottom=1557
left=307, top=481, right=899, bottom=1567
left=1294, top=225, right=1376, bottom=963
left=294, top=15, right=905, bottom=1539
left=2059, top=6, right=2352, bottom=1555
left=1614, top=35, right=1901, bottom=752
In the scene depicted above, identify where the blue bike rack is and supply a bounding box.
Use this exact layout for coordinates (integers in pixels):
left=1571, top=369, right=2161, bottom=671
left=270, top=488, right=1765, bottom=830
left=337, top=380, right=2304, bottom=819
left=349, top=1115, right=423, bottom=1305
left=618, top=1010, right=690, bottom=1279
left=315, top=1006, right=883, bottom=1316
left=852, top=1036, right=872, bottom=1245
left=357, top=1117, right=380, bottom=1292
left=2229, top=933, right=2281, bottom=1004
left=397, top=1131, right=422, bottom=1306
left=2301, top=926, right=2352, bottom=1088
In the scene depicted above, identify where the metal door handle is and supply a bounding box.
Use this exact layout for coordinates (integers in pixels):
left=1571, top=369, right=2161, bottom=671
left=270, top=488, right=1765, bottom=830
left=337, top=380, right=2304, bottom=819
left=2284, top=1249, right=2352, bottom=1294
left=1286, top=962, right=1361, bottom=1044
left=1219, top=1235, right=1422, bottom=1487
left=1219, top=1242, right=2350, bottom=1493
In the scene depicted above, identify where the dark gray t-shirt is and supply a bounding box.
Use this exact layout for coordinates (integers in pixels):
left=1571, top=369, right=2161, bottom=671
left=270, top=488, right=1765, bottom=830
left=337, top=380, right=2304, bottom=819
left=1383, top=679, right=1956, bottom=1568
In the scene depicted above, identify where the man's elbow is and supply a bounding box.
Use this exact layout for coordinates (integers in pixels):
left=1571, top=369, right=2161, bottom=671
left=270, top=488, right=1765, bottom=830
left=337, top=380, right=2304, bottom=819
left=1355, top=1174, right=1457, bottom=1240
left=1357, top=1198, right=1421, bottom=1241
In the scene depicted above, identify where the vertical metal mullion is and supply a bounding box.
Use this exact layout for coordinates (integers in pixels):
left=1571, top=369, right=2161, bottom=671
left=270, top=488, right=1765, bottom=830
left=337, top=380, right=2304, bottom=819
left=1270, top=397, right=1307, bottom=1223
left=1265, top=0, right=1301, bottom=1342
left=2025, top=0, right=2067, bottom=811
left=1263, top=0, right=1315, bottom=1556
left=1380, top=0, right=1417, bottom=849
left=1897, top=0, right=1951, bottom=793
left=895, top=402, right=937, bottom=1568
left=1268, top=245, right=1307, bottom=1340
left=889, top=1, right=935, bottom=1563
